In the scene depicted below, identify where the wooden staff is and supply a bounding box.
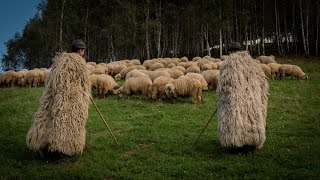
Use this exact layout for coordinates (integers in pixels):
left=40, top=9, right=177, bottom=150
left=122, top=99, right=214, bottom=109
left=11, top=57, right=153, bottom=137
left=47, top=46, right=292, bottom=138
left=90, top=96, right=119, bottom=146
left=192, top=107, right=218, bottom=146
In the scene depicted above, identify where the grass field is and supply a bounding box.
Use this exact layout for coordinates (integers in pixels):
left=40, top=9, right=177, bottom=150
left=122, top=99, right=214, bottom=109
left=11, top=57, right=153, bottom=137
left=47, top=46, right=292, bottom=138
left=0, top=57, right=319, bottom=178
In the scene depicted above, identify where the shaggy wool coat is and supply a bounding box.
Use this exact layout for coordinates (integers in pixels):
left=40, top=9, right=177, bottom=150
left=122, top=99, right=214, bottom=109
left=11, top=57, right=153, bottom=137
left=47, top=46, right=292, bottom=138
left=217, top=51, right=269, bottom=149
left=26, top=53, right=91, bottom=156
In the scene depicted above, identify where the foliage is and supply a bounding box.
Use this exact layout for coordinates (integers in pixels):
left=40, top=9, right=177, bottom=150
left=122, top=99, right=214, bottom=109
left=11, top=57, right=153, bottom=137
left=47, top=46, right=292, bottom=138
left=0, top=57, right=319, bottom=178
left=1, top=0, right=319, bottom=70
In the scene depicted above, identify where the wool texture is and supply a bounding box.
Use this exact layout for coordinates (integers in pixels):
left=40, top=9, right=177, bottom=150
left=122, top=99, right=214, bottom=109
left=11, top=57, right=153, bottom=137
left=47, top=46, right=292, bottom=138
left=26, top=53, right=91, bottom=156
left=217, top=51, right=269, bottom=149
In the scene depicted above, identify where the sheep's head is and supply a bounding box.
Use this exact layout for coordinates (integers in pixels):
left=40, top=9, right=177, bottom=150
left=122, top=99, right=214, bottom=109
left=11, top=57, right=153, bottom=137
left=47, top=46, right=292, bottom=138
left=112, top=84, right=120, bottom=94
left=114, top=86, right=124, bottom=97
left=165, top=83, right=175, bottom=98
left=300, top=74, right=309, bottom=80
left=115, top=74, right=121, bottom=81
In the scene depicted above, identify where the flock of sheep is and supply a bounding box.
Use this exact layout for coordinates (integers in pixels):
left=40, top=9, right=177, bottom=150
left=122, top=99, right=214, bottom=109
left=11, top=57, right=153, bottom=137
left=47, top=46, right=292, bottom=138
left=0, top=54, right=308, bottom=103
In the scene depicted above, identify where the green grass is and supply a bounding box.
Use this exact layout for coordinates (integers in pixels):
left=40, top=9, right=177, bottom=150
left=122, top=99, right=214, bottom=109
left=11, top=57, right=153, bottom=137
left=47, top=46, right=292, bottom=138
left=0, top=57, right=319, bottom=178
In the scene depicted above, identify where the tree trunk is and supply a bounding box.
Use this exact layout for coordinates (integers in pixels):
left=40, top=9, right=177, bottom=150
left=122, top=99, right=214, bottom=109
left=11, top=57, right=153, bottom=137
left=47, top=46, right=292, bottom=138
left=316, top=1, right=319, bottom=56
left=305, top=0, right=310, bottom=56
left=300, top=0, right=308, bottom=56
left=234, top=0, right=239, bottom=42
left=59, top=0, right=66, bottom=52
left=292, top=1, right=298, bottom=56
left=204, top=24, right=211, bottom=56
left=155, top=1, right=162, bottom=58
left=262, top=0, right=265, bottom=55
left=219, top=7, right=222, bottom=58
left=284, top=8, right=289, bottom=53
left=274, top=0, right=281, bottom=55
left=245, top=24, right=248, bottom=51
left=145, top=1, right=151, bottom=60
left=254, top=0, right=260, bottom=55
left=85, top=4, right=89, bottom=60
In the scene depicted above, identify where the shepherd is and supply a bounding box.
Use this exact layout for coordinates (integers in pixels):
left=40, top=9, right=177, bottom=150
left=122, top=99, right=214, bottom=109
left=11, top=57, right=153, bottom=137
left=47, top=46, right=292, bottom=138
left=217, top=42, right=269, bottom=150
left=26, top=39, right=91, bottom=157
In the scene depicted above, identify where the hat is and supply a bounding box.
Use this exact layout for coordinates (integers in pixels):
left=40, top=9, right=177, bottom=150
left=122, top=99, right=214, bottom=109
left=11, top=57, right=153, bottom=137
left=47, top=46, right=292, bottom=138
left=71, top=39, right=86, bottom=49
left=229, top=42, right=242, bottom=52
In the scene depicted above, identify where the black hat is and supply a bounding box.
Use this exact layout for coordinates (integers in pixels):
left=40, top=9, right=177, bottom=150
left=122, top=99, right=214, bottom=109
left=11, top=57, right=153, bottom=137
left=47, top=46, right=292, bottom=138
left=229, top=42, right=242, bottom=52
left=71, top=39, right=86, bottom=49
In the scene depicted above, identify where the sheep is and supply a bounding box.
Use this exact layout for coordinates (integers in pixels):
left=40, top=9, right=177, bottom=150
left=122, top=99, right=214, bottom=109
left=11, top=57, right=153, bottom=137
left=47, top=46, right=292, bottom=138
left=22, top=68, right=44, bottom=87
left=115, top=65, right=146, bottom=81
left=151, top=76, right=174, bottom=100
left=1, top=70, right=16, bottom=87
left=164, top=77, right=203, bottom=103
left=111, top=64, right=127, bottom=77
left=180, top=56, right=189, bottom=62
left=149, top=62, right=165, bottom=71
left=90, top=65, right=109, bottom=75
left=115, top=76, right=152, bottom=98
left=201, top=70, right=220, bottom=90
left=278, top=64, right=308, bottom=80
left=87, top=61, right=96, bottom=66
left=125, top=70, right=149, bottom=80
left=166, top=63, right=176, bottom=68
left=185, top=61, right=198, bottom=69
left=155, top=68, right=171, bottom=72
left=259, top=64, right=272, bottom=79
left=185, top=66, right=201, bottom=74
left=177, top=62, right=187, bottom=68
left=171, top=66, right=185, bottom=74
left=201, top=63, right=218, bottom=71
left=167, top=69, right=184, bottom=79
left=89, top=74, right=98, bottom=90
left=192, top=56, right=201, bottom=62
left=142, top=59, right=154, bottom=69
left=267, top=63, right=282, bottom=79
left=141, top=70, right=171, bottom=82
left=129, top=59, right=141, bottom=65
left=185, top=72, right=208, bottom=90
left=95, top=74, right=120, bottom=98
left=12, top=69, right=28, bottom=86
left=256, top=55, right=277, bottom=64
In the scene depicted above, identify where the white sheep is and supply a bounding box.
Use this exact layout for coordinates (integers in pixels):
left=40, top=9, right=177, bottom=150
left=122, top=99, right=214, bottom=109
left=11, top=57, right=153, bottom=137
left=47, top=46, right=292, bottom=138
left=165, top=77, right=203, bottom=103
left=201, top=70, right=220, bottom=90
left=171, top=66, right=185, bottom=74
left=115, top=76, right=152, bottom=98
left=259, top=64, right=272, bottom=79
left=267, top=63, right=281, bottom=79
left=141, top=70, right=171, bottom=82
left=125, top=70, right=149, bottom=80
left=185, top=72, right=208, bottom=90
left=151, top=76, right=174, bottom=100
left=278, top=64, right=308, bottom=80
left=22, top=68, right=44, bottom=87
left=95, top=74, right=119, bottom=98
left=185, top=66, right=201, bottom=74
left=256, top=55, right=276, bottom=64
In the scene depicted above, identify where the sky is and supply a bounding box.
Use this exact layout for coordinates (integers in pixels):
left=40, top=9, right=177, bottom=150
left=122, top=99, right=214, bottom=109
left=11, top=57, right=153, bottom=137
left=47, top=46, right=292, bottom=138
left=0, top=0, right=40, bottom=57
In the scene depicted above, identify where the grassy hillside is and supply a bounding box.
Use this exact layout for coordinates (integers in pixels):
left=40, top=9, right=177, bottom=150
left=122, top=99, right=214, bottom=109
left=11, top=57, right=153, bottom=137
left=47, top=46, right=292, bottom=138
left=0, top=57, right=319, bottom=178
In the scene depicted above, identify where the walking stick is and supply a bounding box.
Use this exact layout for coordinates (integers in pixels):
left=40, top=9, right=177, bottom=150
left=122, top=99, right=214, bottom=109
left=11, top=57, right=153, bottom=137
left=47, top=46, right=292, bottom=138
left=192, top=107, right=218, bottom=146
left=90, top=96, right=119, bottom=146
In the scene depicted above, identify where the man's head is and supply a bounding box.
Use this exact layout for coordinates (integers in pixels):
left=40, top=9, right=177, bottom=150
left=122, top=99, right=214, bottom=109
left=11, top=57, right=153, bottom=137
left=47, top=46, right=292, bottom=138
left=71, top=39, right=86, bottom=56
left=229, top=42, right=242, bottom=53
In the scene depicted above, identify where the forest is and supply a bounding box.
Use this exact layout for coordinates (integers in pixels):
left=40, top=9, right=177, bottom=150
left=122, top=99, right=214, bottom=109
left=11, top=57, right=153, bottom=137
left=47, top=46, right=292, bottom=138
left=1, top=0, right=319, bottom=70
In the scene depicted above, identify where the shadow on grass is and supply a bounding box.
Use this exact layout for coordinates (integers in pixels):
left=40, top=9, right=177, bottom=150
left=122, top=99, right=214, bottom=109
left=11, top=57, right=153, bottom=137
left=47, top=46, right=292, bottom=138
left=193, top=139, right=257, bottom=157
